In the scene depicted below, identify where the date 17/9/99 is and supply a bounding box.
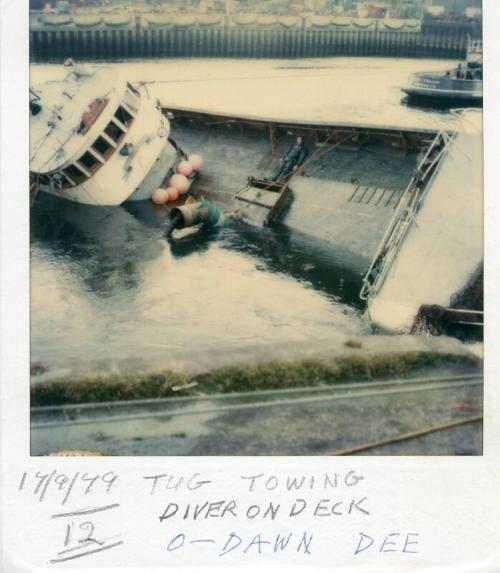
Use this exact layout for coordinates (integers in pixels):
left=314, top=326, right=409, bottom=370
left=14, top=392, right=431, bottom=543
left=18, top=470, right=118, bottom=504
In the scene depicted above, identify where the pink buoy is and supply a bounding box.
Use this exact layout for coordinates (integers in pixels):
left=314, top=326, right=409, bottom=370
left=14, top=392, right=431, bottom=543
left=177, top=160, right=193, bottom=177
left=189, top=154, right=204, bottom=171
left=169, top=173, right=190, bottom=194
left=151, top=188, right=168, bottom=204
left=166, top=186, right=179, bottom=202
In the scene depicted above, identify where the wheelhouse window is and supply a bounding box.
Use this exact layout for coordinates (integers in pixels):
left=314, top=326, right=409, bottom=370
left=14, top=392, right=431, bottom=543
left=115, top=105, right=134, bottom=127
left=46, top=95, right=139, bottom=189
left=62, top=163, right=87, bottom=186
left=78, top=150, right=101, bottom=173
left=104, top=121, right=125, bottom=144
left=92, top=135, right=114, bottom=159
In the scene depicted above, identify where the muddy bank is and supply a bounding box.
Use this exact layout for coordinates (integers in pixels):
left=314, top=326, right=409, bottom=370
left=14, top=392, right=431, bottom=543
left=31, top=334, right=482, bottom=407
left=31, top=357, right=482, bottom=456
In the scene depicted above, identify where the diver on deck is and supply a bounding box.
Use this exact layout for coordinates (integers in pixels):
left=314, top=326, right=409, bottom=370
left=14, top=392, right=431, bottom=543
left=272, top=137, right=307, bottom=181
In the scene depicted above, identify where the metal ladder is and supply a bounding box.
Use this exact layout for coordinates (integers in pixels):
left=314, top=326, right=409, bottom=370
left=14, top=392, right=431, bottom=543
left=359, top=128, right=456, bottom=302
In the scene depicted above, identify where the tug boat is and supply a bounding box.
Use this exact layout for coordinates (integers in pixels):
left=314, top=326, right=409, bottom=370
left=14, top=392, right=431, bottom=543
left=29, top=61, right=181, bottom=205
left=402, top=40, right=482, bottom=103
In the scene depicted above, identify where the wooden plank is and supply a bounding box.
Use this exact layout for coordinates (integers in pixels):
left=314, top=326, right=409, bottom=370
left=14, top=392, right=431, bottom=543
left=237, top=192, right=276, bottom=207
left=267, top=186, right=291, bottom=223
left=235, top=196, right=273, bottom=209
left=234, top=180, right=292, bottom=226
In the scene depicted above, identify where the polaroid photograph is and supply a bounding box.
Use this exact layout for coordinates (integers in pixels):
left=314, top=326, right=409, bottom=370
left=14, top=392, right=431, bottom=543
left=1, top=0, right=499, bottom=570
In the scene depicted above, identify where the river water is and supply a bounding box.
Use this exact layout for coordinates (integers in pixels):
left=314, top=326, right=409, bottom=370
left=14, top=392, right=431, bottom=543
left=30, top=57, right=459, bottom=373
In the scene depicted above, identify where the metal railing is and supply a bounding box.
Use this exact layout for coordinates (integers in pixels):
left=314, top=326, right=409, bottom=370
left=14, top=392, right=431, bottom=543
left=359, top=128, right=456, bottom=301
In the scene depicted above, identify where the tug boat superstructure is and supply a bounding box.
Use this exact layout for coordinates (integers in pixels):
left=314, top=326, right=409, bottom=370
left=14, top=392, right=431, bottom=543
left=30, top=62, right=179, bottom=205
left=402, top=40, right=482, bottom=103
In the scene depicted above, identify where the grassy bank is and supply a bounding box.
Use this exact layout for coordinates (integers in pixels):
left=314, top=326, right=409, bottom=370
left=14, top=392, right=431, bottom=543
left=30, top=351, right=480, bottom=407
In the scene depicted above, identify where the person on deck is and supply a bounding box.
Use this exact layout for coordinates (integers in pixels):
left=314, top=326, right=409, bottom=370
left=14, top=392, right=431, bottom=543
left=272, top=137, right=307, bottom=181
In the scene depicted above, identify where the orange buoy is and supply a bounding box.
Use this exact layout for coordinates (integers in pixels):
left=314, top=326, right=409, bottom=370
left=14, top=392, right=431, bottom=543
left=166, top=186, right=179, bottom=202
left=169, top=173, right=190, bottom=194
left=151, top=188, right=169, bottom=204
left=177, top=160, right=193, bottom=177
left=189, top=154, right=204, bottom=171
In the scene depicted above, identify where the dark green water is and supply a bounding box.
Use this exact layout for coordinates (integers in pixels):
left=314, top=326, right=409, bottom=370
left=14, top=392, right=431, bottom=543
left=31, top=193, right=368, bottom=368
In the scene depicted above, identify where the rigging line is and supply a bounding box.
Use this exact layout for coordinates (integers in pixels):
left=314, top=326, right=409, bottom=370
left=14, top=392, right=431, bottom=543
left=256, top=131, right=352, bottom=191
left=295, top=131, right=351, bottom=173
left=45, top=142, right=67, bottom=174
left=36, top=131, right=76, bottom=173
left=262, top=127, right=316, bottom=176
left=136, top=72, right=352, bottom=86
left=272, top=131, right=353, bottom=187
left=31, top=128, right=53, bottom=147
left=30, top=130, right=54, bottom=163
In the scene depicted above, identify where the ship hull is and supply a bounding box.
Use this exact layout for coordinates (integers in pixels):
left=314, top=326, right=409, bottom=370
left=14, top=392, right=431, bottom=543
left=35, top=138, right=173, bottom=206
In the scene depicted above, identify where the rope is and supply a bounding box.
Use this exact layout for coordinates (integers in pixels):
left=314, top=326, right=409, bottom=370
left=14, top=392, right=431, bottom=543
left=271, top=131, right=353, bottom=187
left=324, top=415, right=483, bottom=456
left=30, top=176, right=40, bottom=208
left=136, top=72, right=351, bottom=87
left=30, top=129, right=54, bottom=163
left=35, top=130, right=75, bottom=173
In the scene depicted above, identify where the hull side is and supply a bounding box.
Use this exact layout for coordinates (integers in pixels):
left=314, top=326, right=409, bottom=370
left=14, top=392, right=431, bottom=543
left=403, top=87, right=482, bottom=101
left=402, top=73, right=482, bottom=101
left=367, top=110, right=483, bottom=332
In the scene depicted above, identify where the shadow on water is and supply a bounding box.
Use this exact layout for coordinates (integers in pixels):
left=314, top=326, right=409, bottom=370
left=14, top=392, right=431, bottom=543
left=31, top=193, right=164, bottom=297
left=222, top=223, right=365, bottom=309
left=134, top=200, right=365, bottom=309
left=32, top=193, right=364, bottom=309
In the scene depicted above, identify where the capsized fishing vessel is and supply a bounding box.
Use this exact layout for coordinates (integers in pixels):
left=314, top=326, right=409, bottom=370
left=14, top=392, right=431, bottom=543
left=29, top=61, right=183, bottom=205
left=159, top=105, right=481, bottom=334
left=161, top=105, right=446, bottom=271
left=402, top=40, right=482, bottom=103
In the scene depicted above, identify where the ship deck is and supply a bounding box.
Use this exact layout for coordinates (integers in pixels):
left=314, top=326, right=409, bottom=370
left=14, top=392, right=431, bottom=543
left=165, top=107, right=440, bottom=270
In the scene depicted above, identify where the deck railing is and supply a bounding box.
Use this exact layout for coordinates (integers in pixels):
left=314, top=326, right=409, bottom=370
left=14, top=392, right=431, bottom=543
left=359, top=128, right=456, bottom=302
